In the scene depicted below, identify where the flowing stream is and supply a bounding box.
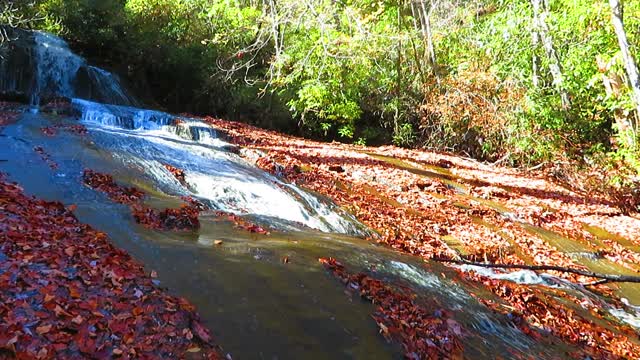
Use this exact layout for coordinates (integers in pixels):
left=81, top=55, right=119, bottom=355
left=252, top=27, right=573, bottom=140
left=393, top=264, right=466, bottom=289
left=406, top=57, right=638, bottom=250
left=1, top=30, right=638, bottom=358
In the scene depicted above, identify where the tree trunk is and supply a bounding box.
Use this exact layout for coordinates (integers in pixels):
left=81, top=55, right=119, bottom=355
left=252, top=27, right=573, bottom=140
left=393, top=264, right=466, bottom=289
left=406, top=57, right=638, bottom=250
left=609, top=0, right=640, bottom=139
left=396, top=2, right=403, bottom=126
left=531, top=0, right=570, bottom=108
left=531, top=11, right=541, bottom=87
left=408, top=1, right=427, bottom=83
left=267, top=0, right=281, bottom=71
left=420, top=0, right=437, bottom=71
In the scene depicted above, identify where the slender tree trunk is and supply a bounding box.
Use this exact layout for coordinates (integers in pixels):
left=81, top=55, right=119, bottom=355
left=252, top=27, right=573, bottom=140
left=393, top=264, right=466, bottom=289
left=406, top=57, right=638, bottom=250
left=419, top=0, right=437, bottom=71
left=609, top=0, right=640, bottom=138
left=408, top=1, right=427, bottom=83
left=396, top=2, right=403, bottom=127
left=531, top=10, right=541, bottom=88
left=267, top=0, right=281, bottom=78
left=531, top=0, right=570, bottom=108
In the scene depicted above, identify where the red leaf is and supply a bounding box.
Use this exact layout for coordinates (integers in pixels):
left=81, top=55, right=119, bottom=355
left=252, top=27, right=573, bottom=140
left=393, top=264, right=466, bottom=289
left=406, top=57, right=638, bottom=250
left=191, top=321, right=212, bottom=344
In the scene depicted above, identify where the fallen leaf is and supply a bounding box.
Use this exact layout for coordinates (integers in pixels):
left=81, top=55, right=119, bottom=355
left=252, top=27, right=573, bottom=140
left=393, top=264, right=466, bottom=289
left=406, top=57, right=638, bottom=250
left=64, top=246, right=75, bottom=257
left=191, top=322, right=211, bottom=343
left=69, top=287, right=81, bottom=298
left=36, top=324, right=52, bottom=335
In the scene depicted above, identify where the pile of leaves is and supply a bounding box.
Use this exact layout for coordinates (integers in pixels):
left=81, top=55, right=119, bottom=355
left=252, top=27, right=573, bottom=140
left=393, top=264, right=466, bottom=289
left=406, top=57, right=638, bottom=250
left=33, top=146, right=58, bottom=170
left=82, top=170, right=145, bottom=205
left=83, top=169, right=200, bottom=231
left=214, top=212, right=270, bottom=235
left=40, top=97, right=78, bottom=117
left=40, top=125, right=88, bottom=137
left=0, top=102, right=20, bottom=127
left=320, top=257, right=464, bottom=359
left=40, top=127, right=56, bottom=137
left=132, top=204, right=201, bottom=231
left=0, top=177, right=221, bottom=359
left=164, top=164, right=187, bottom=185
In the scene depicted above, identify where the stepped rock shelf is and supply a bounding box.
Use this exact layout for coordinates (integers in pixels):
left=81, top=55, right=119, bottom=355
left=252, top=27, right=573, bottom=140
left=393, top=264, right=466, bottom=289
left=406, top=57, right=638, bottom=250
left=1, top=28, right=640, bottom=359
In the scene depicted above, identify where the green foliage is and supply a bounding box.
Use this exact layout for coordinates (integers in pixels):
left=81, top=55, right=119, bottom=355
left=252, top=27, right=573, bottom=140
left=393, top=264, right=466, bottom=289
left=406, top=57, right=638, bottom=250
left=434, top=0, right=639, bottom=170
left=267, top=0, right=405, bottom=138
left=0, top=1, right=60, bottom=32
left=6, top=0, right=640, bottom=178
left=392, top=123, right=416, bottom=147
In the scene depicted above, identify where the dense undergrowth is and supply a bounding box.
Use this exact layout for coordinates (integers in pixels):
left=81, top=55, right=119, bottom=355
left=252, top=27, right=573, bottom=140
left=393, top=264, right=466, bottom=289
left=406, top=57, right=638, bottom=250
left=2, top=0, right=640, bottom=211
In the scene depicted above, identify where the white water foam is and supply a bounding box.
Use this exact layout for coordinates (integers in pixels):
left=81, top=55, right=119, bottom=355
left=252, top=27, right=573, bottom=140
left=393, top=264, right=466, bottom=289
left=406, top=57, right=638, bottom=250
left=458, top=264, right=640, bottom=331
left=74, top=99, right=365, bottom=235
left=28, top=33, right=135, bottom=108
left=32, top=32, right=84, bottom=107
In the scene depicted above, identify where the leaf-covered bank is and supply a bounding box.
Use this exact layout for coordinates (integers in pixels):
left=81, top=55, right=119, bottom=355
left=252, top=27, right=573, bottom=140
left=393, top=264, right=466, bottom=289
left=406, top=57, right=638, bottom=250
left=201, top=113, right=640, bottom=358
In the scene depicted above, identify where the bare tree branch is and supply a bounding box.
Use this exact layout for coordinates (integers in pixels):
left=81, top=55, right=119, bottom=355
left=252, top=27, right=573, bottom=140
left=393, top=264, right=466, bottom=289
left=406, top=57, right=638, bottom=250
left=433, top=257, right=640, bottom=285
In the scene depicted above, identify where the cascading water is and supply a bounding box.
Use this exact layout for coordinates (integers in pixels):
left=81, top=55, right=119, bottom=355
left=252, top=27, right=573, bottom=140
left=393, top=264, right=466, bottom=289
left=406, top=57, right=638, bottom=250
left=0, top=27, right=365, bottom=233
left=83, top=66, right=139, bottom=107
left=30, top=32, right=84, bottom=107
left=0, top=27, right=136, bottom=108
left=72, top=99, right=365, bottom=234
left=3, top=30, right=638, bottom=359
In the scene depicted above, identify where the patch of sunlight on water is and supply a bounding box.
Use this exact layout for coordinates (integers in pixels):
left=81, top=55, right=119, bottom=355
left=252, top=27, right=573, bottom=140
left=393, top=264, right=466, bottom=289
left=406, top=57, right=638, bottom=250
left=583, top=223, right=640, bottom=252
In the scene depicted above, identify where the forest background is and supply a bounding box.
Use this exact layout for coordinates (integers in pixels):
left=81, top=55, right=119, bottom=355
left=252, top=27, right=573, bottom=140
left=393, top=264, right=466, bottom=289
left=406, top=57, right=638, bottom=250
left=2, top=0, right=640, bottom=210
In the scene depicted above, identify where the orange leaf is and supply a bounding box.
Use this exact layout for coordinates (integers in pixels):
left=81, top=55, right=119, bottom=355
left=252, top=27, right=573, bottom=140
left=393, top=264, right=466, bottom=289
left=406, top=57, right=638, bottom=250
left=36, top=324, right=52, bottom=335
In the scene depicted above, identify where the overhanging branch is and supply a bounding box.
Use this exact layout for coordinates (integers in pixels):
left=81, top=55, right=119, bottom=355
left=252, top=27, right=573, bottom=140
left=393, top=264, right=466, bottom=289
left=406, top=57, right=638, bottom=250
left=433, top=257, right=640, bottom=285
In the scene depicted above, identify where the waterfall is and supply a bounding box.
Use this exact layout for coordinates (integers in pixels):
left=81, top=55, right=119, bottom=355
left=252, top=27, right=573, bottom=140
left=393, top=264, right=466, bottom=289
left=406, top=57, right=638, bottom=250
left=1, top=29, right=365, bottom=234
left=0, top=28, right=136, bottom=108
left=74, top=99, right=173, bottom=130
left=84, top=66, right=140, bottom=107
left=31, top=32, right=84, bottom=106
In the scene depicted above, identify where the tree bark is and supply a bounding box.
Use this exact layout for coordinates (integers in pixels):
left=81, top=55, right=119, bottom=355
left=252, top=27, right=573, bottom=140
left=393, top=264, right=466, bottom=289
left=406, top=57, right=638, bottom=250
left=412, top=1, right=437, bottom=72
left=531, top=0, right=570, bottom=108
left=531, top=10, right=541, bottom=87
left=609, top=0, right=640, bottom=139
left=420, top=1, right=437, bottom=70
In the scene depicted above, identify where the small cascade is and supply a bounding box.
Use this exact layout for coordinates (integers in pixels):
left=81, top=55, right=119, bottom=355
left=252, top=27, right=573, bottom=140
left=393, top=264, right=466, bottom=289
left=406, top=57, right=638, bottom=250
left=0, top=27, right=136, bottom=107
left=74, top=99, right=174, bottom=131
left=31, top=32, right=84, bottom=105
left=84, top=66, right=140, bottom=107
left=74, top=99, right=365, bottom=235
